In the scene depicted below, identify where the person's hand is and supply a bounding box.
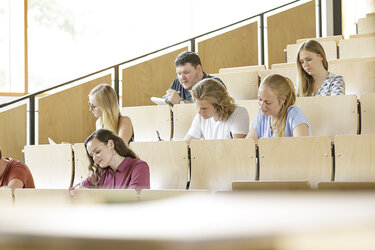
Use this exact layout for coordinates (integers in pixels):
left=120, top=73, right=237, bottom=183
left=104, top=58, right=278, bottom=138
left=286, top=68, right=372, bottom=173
left=165, top=89, right=182, bottom=105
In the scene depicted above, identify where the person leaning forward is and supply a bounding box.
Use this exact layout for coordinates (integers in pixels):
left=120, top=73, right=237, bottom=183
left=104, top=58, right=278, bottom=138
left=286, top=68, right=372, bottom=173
left=165, top=51, right=224, bottom=105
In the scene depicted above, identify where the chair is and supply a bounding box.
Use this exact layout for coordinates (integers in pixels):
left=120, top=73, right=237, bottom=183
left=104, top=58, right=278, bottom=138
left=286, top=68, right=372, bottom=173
left=286, top=40, right=337, bottom=63
left=72, top=189, right=138, bottom=204
left=236, top=99, right=259, bottom=129
left=72, top=143, right=90, bottom=187
left=217, top=71, right=259, bottom=100
left=232, top=180, right=311, bottom=191
left=360, top=93, right=375, bottom=134
left=258, top=67, right=297, bottom=86
left=334, top=134, right=375, bottom=181
left=122, top=105, right=172, bottom=141
left=218, top=65, right=266, bottom=73
left=296, top=35, right=344, bottom=45
left=129, top=141, right=189, bottom=189
left=172, top=103, right=197, bottom=141
left=14, top=189, right=72, bottom=206
left=138, top=189, right=209, bottom=201
left=318, top=182, right=375, bottom=190
left=258, top=136, right=332, bottom=189
left=23, top=144, right=74, bottom=189
left=0, top=188, right=13, bottom=207
left=329, top=57, right=375, bottom=97
left=357, top=15, right=375, bottom=34
left=339, top=36, right=375, bottom=59
left=295, top=95, right=358, bottom=140
left=190, top=139, right=257, bottom=191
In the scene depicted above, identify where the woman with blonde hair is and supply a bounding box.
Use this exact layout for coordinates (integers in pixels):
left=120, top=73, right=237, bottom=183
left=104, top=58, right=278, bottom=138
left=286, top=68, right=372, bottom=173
left=247, top=74, right=311, bottom=140
left=88, top=84, right=134, bottom=145
left=296, top=39, right=345, bottom=96
left=184, top=78, right=249, bottom=146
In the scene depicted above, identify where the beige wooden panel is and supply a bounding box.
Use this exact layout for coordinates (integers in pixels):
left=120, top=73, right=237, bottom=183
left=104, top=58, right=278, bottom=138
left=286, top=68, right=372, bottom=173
left=130, top=141, right=189, bottom=189
left=296, top=35, right=344, bottom=45
left=286, top=40, right=337, bottom=63
left=335, top=134, right=375, bottom=181
left=0, top=104, right=26, bottom=161
left=339, top=36, right=375, bottom=59
left=23, top=144, right=73, bottom=189
left=259, top=67, right=298, bottom=86
left=267, top=1, right=316, bottom=67
left=232, top=180, right=311, bottom=191
left=72, top=189, right=138, bottom=204
left=14, top=189, right=72, bottom=207
left=271, top=62, right=296, bottom=69
left=122, top=105, right=171, bottom=141
left=295, top=95, right=358, bottom=140
left=236, top=99, right=259, bottom=129
left=318, top=181, right=375, bottom=190
left=217, top=71, right=259, bottom=100
left=358, top=15, right=375, bottom=34
left=360, top=93, right=375, bottom=134
left=38, top=74, right=111, bottom=144
left=329, top=57, right=375, bottom=97
left=172, top=103, right=197, bottom=141
left=198, top=21, right=258, bottom=74
left=139, top=189, right=209, bottom=201
left=122, top=47, right=187, bottom=107
left=349, top=32, right=375, bottom=39
left=218, top=65, right=266, bottom=73
left=72, top=143, right=90, bottom=187
left=190, top=139, right=256, bottom=191
left=0, top=188, right=13, bottom=207
left=258, top=136, right=332, bottom=188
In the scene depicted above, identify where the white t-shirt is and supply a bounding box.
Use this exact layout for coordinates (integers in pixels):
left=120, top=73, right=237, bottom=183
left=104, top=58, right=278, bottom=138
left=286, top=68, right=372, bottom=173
left=187, top=105, right=249, bottom=140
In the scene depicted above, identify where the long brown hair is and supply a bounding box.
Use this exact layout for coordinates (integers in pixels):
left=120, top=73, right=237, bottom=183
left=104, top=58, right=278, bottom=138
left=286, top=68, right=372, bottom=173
left=192, top=78, right=236, bottom=121
left=296, top=40, right=328, bottom=96
left=261, top=74, right=296, bottom=137
left=84, top=129, right=138, bottom=187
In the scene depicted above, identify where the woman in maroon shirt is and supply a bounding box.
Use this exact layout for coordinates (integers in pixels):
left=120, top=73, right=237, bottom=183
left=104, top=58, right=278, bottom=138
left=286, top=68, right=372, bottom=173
left=75, top=129, right=150, bottom=189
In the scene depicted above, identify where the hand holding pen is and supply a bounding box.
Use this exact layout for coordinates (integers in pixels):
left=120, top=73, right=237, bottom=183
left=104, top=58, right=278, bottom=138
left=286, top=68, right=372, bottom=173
left=165, top=89, right=182, bottom=105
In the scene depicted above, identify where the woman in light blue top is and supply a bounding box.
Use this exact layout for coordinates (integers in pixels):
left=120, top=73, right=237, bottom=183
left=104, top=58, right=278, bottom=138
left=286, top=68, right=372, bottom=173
left=247, top=74, right=311, bottom=140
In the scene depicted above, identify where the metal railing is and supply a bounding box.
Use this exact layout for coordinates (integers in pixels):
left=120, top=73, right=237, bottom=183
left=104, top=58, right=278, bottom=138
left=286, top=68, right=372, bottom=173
left=1, top=0, right=318, bottom=145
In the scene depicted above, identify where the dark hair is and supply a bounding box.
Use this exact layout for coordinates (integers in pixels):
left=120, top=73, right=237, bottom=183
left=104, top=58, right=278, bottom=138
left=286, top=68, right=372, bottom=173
left=84, top=129, right=138, bottom=187
left=175, top=51, right=202, bottom=68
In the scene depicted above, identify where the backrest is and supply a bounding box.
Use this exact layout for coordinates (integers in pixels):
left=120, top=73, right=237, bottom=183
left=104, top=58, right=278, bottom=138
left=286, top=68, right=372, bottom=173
left=14, top=189, right=72, bottom=206
left=130, top=141, right=189, bottom=189
left=72, top=189, right=138, bottom=204
left=339, top=36, right=375, bottom=59
left=172, top=103, right=197, bottom=141
left=0, top=188, right=13, bottom=207
left=139, top=189, right=209, bottom=201
left=329, top=57, right=375, bottom=97
left=232, top=180, right=311, bottom=191
left=218, top=65, right=266, bottom=73
left=258, top=136, right=332, bottom=188
left=286, top=40, right=337, bottom=63
left=122, top=105, right=172, bottom=141
left=190, top=139, right=257, bottom=191
left=357, top=15, right=375, bottom=34
left=258, top=67, right=297, bottom=86
left=360, top=93, right=375, bottom=134
left=295, top=95, right=358, bottom=140
left=72, top=143, right=90, bottom=187
left=236, top=99, right=259, bottom=128
left=217, top=71, right=259, bottom=100
left=318, top=182, right=375, bottom=190
left=296, top=35, right=343, bottom=45
left=334, top=134, right=375, bottom=181
left=23, top=144, right=73, bottom=189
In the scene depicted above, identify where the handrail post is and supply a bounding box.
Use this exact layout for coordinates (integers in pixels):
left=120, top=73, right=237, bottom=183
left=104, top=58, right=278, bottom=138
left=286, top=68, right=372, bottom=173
left=190, top=38, right=196, bottom=52
left=29, top=95, right=35, bottom=145
left=259, top=14, right=265, bottom=66
left=114, top=65, right=120, bottom=104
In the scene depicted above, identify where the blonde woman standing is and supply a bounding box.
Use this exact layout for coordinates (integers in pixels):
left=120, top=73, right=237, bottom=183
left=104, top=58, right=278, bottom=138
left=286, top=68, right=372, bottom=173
left=296, top=39, right=345, bottom=96
left=247, top=74, right=311, bottom=140
left=184, top=78, right=249, bottom=146
left=88, top=84, right=134, bottom=145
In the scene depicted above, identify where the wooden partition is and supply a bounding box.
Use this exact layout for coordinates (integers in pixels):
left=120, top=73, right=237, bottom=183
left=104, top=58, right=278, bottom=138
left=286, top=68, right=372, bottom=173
left=38, top=75, right=111, bottom=144
left=358, top=15, right=375, bottom=34
left=339, top=36, right=375, bottom=59
left=0, top=104, right=26, bottom=161
left=122, top=47, right=187, bottom=107
left=267, top=0, right=316, bottom=67
left=72, top=143, right=90, bottom=187
left=286, top=40, right=337, bottom=63
left=197, top=21, right=258, bottom=74
left=172, top=103, right=197, bottom=141
left=360, top=93, right=375, bottom=134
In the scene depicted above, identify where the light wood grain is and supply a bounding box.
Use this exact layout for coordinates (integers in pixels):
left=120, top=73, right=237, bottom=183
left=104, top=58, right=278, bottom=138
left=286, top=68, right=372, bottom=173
left=190, top=139, right=256, bottom=191
left=218, top=65, right=266, bottom=73
left=72, top=189, right=138, bottom=204
left=360, top=93, right=375, bottom=134
left=72, top=143, right=90, bottom=187
left=339, top=36, right=375, bottom=59
left=236, top=99, right=259, bottom=129
left=296, top=35, right=344, bottom=45
left=0, top=188, right=13, bottom=207
left=172, top=103, right=197, bottom=141
left=232, top=180, right=311, bottom=191
left=14, top=189, right=72, bottom=206
left=358, top=15, right=375, bottom=34
left=218, top=71, right=259, bottom=100
left=259, top=67, right=298, bottom=86
left=286, top=40, right=337, bottom=63
left=139, top=189, right=208, bottom=201
left=258, top=136, right=332, bottom=188
left=130, top=141, right=189, bottom=189
left=318, top=181, right=375, bottom=190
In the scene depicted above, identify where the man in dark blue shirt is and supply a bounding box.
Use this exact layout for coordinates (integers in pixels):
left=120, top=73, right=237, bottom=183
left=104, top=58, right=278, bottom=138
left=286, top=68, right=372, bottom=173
left=165, top=51, right=223, bottom=105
